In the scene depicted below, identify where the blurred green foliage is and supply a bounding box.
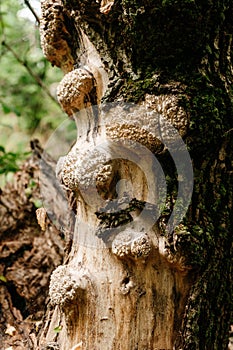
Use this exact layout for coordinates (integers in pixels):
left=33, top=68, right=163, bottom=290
left=0, top=0, right=66, bottom=181
left=0, top=0, right=66, bottom=149
left=0, top=145, right=30, bottom=174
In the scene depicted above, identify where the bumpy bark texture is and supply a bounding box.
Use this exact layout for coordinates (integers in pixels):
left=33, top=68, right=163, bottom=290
left=38, top=1, right=232, bottom=349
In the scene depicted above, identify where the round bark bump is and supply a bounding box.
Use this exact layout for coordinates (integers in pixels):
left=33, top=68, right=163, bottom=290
left=131, top=234, right=152, bottom=258
left=59, top=149, right=79, bottom=190
left=106, top=122, right=163, bottom=153
left=40, top=0, right=74, bottom=72
left=112, top=229, right=152, bottom=260
left=60, top=146, right=112, bottom=199
left=49, top=265, right=89, bottom=307
left=57, top=68, right=95, bottom=116
left=112, top=231, right=133, bottom=257
left=144, top=94, right=189, bottom=138
left=96, top=163, right=114, bottom=193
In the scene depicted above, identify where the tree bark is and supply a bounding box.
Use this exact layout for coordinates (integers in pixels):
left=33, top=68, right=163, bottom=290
left=38, top=1, right=232, bottom=349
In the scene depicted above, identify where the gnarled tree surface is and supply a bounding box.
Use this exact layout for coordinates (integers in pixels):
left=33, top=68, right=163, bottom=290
left=2, top=0, right=232, bottom=349
left=37, top=1, right=233, bottom=349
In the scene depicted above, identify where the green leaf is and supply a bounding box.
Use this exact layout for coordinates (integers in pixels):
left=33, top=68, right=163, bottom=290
left=54, top=325, right=62, bottom=333
left=0, top=275, right=7, bottom=283
left=32, top=199, right=43, bottom=208
left=29, top=179, right=36, bottom=188
left=12, top=107, right=21, bottom=117
left=0, top=146, right=5, bottom=153
left=1, top=103, right=12, bottom=114
left=0, top=101, right=21, bottom=116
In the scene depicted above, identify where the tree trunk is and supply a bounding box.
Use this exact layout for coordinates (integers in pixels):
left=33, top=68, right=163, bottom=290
left=38, top=1, right=232, bottom=349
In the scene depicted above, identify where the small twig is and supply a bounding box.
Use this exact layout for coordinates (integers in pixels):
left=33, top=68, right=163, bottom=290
left=224, top=128, right=233, bottom=135
left=24, top=0, right=40, bottom=25
left=2, top=41, right=59, bottom=106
